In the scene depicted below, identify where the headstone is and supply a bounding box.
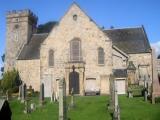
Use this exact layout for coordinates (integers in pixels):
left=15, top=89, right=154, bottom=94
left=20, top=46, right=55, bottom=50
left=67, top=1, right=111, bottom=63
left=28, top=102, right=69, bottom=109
left=28, top=85, right=34, bottom=97
left=6, top=90, right=9, bottom=101
left=59, top=77, right=67, bottom=120
left=30, top=103, right=36, bottom=111
left=113, top=80, right=120, bottom=120
left=152, top=49, right=160, bottom=104
left=50, top=92, right=53, bottom=102
left=144, top=75, right=148, bottom=102
left=40, top=83, right=44, bottom=106
left=50, top=82, right=54, bottom=102
left=0, top=99, right=12, bottom=120
left=54, top=91, right=59, bottom=102
left=69, top=88, right=75, bottom=109
left=21, top=83, right=26, bottom=103
left=108, top=75, right=115, bottom=112
left=70, top=88, right=75, bottom=107
left=128, top=92, right=133, bottom=98
left=18, top=85, right=22, bottom=100
left=24, top=99, right=30, bottom=114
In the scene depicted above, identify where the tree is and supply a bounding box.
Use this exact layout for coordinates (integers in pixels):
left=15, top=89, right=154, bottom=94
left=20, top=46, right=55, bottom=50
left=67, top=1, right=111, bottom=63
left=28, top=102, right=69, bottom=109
left=1, top=54, right=5, bottom=76
left=1, top=69, right=21, bottom=92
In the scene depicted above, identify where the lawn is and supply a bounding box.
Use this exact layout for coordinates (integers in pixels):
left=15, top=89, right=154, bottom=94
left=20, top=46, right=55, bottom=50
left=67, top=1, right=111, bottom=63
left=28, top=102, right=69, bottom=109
left=9, top=96, right=160, bottom=120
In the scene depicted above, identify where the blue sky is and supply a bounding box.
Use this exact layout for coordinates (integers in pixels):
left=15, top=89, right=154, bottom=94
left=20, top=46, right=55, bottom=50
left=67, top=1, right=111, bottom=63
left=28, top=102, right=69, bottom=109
left=0, top=0, right=160, bottom=72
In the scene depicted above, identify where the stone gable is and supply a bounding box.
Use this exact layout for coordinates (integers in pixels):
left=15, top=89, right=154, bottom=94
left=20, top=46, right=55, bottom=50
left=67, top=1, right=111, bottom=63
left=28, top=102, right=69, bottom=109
left=40, top=3, right=113, bottom=95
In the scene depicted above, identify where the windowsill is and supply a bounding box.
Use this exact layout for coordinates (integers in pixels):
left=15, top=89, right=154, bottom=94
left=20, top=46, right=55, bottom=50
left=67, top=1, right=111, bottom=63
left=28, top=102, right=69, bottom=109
left=98, top=64, right=105, bottom=66
left=68, top=61, right=85, bottom=63
left=49, top=66, right=54, bottom=68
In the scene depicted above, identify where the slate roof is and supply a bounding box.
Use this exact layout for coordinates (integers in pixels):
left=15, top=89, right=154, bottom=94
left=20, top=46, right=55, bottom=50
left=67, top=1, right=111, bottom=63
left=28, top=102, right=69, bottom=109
left=18, top=26, right=151, bottom=60
left=104, top=27, right=151, bottom=54
left=18, top=33, right=48, bottom=60
left=113, top=69, right=127, bottom=78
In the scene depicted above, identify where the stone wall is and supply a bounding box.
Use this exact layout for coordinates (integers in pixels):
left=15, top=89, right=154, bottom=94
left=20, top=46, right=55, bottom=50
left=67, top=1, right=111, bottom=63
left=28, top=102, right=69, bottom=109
left=4, top=10, right=37, bottom=71
left=40, top=4, right=113, bottom=95
left=112, top=47, right=128, bottom=69
left=157, top=59, right=160, bottom=74
left=16, top=60, right=40, bottom=91
left=128, top=53, right=152, bottom=84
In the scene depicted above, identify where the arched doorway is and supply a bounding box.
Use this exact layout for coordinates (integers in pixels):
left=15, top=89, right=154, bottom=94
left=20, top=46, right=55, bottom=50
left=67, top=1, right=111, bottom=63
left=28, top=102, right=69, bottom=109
left=69, top=65, right=80, bottom=94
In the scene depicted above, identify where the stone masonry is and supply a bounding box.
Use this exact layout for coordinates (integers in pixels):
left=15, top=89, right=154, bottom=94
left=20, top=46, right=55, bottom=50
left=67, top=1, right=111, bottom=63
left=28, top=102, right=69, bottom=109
left=5, top=10, right=37, bottom=71
left=4, top=3, right=154, bottom=96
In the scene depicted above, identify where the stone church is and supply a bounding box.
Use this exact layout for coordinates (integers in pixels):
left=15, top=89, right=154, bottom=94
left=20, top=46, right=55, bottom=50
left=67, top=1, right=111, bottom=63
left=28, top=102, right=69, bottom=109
left=4, top=3, right=153, bottom=96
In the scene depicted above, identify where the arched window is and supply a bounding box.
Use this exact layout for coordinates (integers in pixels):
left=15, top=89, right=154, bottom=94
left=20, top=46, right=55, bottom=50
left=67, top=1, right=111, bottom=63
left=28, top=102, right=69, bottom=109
left=49, top=49, right=54, bottom=67
left=98, top=47, right=104, bottom=65
left=70, top=39, right=82, bottom=62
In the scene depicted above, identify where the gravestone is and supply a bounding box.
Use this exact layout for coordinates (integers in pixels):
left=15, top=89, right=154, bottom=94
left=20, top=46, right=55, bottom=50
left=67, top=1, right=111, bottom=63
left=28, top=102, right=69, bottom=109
left=152, top=49, right=160, bottom=104
left=21, top=83, right=26, bottom=103
left=6, top=90, right=9, bottom=101
left=18, top=85, right=22, bottom=100
left=128, top=91, right=133, bottom=98
left=59, top=77, right=67, bottom=120
left=113, top=80, right=120, bottom=120
left=24, top=99, right=30, bottom=114
left=70, top=88, right=75, bottom=107
left=30, top=103, right=36, bottom=111
left=0, top=99, right=12, bottom=120
left=143, top=75, right=148, bottom=102
left=54, top=91, right=59, bottom=102
left=50, top=92, right=53, bottom=102
left=40, top=83, right=44, bottom=106
left=68, top=88, right=75, bottom=110
left=108, top=75, right=115, bottom=111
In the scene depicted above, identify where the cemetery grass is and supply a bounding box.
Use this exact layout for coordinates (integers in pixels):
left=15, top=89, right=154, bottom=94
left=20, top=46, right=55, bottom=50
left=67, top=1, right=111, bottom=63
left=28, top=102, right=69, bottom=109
left=10, top=96, right=160, bottom=120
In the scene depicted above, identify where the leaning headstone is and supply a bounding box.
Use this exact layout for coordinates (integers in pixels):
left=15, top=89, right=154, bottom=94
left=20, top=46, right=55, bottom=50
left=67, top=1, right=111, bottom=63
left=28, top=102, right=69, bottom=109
left=40, top=83, right=44, bottom=106
left=59, top=77, right=67, bottom=120
left=21, top=83, right=26, bottom=103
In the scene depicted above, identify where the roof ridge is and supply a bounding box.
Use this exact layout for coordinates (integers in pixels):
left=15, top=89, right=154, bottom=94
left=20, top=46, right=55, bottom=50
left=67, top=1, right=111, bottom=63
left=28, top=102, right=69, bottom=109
left=33, top=33, right=49, bottom=35
left=103, top=26, right=143, bottom=31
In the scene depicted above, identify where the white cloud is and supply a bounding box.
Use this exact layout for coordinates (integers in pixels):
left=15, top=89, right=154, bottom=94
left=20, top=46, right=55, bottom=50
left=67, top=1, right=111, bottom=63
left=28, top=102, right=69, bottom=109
left=151, top=41, right=160, bottom=57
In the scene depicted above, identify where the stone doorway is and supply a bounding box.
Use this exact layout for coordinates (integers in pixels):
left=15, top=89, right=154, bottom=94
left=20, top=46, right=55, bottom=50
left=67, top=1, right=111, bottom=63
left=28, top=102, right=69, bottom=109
left=69, top=65, right=80, bottom=94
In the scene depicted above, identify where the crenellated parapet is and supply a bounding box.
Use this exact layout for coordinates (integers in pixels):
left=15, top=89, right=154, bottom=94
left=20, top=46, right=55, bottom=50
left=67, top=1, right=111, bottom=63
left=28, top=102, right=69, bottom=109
left=6, top=9, right=38, bottom=24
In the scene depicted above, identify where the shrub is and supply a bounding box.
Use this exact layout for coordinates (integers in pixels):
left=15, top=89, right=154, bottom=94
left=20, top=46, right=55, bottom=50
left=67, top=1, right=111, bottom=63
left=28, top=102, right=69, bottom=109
left=27, top=85, right=34, bottom=97
left=1, top=69, right=22, bottom=93
left=155, top=97, right=160, bottom=103
left=0, top=80, right=1, bottom=89
left=128, top=84, right=143, bottom=97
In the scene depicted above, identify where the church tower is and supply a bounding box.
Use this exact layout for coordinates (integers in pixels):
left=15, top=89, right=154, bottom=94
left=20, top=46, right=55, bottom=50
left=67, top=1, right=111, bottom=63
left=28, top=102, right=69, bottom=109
left=4, top=10, right=38, bottom=71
